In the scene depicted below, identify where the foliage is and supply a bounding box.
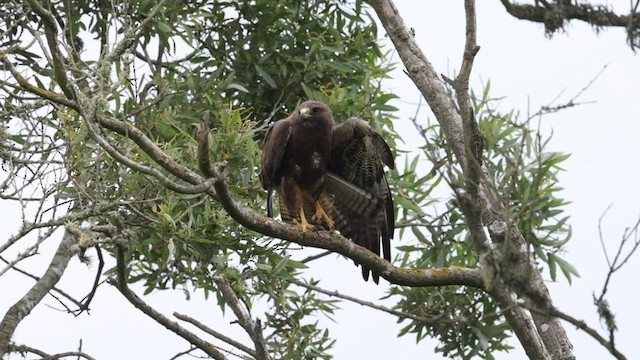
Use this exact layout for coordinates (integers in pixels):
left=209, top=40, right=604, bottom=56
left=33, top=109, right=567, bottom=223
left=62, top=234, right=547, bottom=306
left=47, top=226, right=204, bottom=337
left=0, top=0, right=579, bottom=359
left=389, top=83, right=572, bottom=358
left=1, top=0, right=399, bottom=358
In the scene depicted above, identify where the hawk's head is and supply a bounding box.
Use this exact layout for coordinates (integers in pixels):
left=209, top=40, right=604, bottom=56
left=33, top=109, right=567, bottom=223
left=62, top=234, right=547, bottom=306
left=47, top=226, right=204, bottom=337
left=297, top=101, right=334, bottom=127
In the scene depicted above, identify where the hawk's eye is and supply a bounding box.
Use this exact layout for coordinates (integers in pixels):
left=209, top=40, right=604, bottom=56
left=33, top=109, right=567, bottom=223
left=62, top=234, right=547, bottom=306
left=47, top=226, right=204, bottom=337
left=312, top=107, right=319, bottom=113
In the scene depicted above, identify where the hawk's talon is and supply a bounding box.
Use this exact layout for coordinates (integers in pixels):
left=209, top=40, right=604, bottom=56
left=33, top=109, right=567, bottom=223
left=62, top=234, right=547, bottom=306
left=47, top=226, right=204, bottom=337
left=296, top=208, right=315, bottom=233
left=313, top=201, right=335, bottom=230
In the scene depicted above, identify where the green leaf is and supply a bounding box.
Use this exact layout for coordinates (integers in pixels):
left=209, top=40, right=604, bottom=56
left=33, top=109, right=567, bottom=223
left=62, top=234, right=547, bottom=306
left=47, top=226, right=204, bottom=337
left=254, top=64, right=277, bottom=89
left=549, top=253, right=580, bottom=283
left=227, top=83, right=249, bottom=93
left=157, top=21, right=172, bottom=35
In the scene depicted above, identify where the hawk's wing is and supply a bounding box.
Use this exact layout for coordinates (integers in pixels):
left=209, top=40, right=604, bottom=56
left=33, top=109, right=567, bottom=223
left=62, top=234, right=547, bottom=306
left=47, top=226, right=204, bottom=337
left=326, top=117, right=395, bottom=284
left=260, top=120, right=292, bottom=217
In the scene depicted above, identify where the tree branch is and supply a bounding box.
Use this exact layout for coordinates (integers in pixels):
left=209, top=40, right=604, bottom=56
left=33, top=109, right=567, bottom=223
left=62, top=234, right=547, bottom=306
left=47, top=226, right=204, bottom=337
left=500, top=0, right=640, bottom=33
left=366, top=1, right=574, bottom=358
left=112, top=247, right=227, bottom=360
left=0, top=50, right=78, bottom=110
left=365, top=0, right=468, bottom=167
left=208, top=158, right=484, bottom=288
left=24, top=0, right=75, bottom=100
left=173, top=312, right=257, bottom=358
left=527, top=305, right=627, bottom=360
left=289, top=278, right=455, bottom=325
left=489, top=287, right=551, bottom=360
left=212, top=275, right=271, bottom=360
left=7, top=343, right=97, bottom=360
left=0, top=230, right=79, bottom=357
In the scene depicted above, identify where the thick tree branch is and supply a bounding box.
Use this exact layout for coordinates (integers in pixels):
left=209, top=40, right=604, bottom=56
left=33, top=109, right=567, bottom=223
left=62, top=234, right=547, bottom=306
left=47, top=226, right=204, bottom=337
left=208, top=160, right=484, bottom=288
left=489, top=287, right=551, bottom=360
left=365, top=0, right=467, bottom=167
left=366, top=1, right=574, bottom=359
left=527, top=305, right=627, bottom=360
left=0, top=230, right=78, bottom=357
left=500, top=0, right=640, bottom=32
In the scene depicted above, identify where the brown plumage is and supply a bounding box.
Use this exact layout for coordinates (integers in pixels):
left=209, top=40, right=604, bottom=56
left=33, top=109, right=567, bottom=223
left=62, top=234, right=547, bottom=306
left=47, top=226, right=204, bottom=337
left=325, top=117, right=395, bottom=284
left=260, top=102, right=395, bottom=284
left=260, top=101, right=335, bottom=232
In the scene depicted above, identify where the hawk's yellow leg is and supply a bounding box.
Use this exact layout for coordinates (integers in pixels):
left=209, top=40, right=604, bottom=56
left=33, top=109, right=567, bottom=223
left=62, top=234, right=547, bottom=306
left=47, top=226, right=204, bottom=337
left=294, top=208, right=315, bottom=233
left=314, top=201, right=335, bottom=230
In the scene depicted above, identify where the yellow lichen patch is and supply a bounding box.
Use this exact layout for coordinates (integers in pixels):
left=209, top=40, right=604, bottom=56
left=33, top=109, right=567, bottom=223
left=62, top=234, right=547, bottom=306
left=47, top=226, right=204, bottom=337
left=430, top=267, right=452, bottom=276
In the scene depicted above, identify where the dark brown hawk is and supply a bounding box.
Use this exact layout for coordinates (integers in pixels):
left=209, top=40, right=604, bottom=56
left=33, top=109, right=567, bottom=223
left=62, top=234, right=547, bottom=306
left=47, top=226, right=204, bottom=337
left=260, top=101, right=335, bottom=232
left=260, top=102, right=395, bottom=284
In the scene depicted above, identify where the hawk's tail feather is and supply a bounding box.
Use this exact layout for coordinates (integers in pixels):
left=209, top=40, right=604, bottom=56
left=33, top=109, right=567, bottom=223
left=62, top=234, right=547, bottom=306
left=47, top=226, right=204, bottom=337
left=266, top=187, right=275, bottom=218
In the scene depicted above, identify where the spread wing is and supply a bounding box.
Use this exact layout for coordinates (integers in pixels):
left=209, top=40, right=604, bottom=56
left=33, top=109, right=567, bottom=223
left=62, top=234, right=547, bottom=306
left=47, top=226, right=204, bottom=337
left=326, top=117, right=395, bottom=284
left=260, top=120, right=292, bottom=217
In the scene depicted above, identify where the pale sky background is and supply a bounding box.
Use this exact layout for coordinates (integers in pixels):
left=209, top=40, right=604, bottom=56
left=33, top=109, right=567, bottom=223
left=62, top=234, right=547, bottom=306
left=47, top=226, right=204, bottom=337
left=1, top=1, right=639, bottom=359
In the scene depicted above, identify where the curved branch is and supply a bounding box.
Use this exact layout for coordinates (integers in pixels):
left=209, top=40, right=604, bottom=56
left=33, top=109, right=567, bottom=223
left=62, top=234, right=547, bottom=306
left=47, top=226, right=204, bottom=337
left=92, top=113, right=207, bottom=190
left=83, top=112, right=215, bottom=194
left=0, top=50, right=78, bottom=110
left=24, top=0, right=75, bottom=100
left=209, top=161, right=484, bottom=288
left=0, top=230, right=78, bottom=357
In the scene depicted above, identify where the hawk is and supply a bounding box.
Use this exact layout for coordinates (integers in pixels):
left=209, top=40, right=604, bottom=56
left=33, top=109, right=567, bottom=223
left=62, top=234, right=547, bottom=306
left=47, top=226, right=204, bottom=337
left=260, top=102, right=395, bottom=283
left=260, top=101, right=335, bottom=232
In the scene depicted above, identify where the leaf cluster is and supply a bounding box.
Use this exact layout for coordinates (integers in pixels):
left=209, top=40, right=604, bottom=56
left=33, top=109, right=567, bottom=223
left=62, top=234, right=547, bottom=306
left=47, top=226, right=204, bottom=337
left=0, top=0, right=400, bottom=357
left=386, top=83, right=574, bottom=359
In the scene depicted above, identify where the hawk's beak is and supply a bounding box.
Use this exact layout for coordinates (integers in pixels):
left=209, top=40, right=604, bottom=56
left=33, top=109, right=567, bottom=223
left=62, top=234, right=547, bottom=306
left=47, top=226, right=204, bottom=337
left=299, top=107, right=311, bottom=121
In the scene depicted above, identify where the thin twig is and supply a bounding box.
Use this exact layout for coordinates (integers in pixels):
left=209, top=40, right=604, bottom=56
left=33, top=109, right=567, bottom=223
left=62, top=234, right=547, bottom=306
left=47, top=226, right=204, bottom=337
left=0, top=255, right=84, bottom=310
left=173, top=312, right=257, bottom=358
left=289, top=278, right=451, bottom=325
left=168, top=346, right=198, bottom=360
left=7, top=343, right=97, bottom=360
left=299, top=250, right=332, bottom=264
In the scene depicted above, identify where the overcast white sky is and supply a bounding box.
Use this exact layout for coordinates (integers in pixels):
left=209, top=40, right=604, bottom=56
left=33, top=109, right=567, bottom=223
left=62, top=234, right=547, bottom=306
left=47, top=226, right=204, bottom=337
left=1, top=1, right=639, bottom=359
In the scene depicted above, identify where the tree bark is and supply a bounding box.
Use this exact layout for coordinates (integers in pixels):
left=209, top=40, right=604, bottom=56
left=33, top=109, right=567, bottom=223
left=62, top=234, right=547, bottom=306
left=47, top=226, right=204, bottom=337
left=365, top=0, right=575, bottom=358
left=0, top=230, right=78, bottom=357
